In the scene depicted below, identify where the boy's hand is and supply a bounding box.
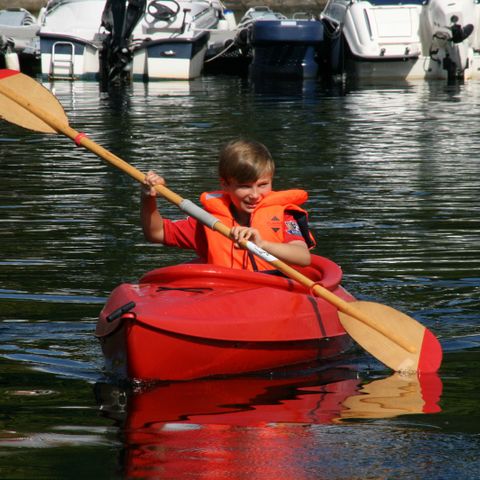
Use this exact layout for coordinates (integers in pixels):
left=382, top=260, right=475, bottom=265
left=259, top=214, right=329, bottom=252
left=230, top=226, right=263, bottom=248
left=142, top=171, right=166, bottom=197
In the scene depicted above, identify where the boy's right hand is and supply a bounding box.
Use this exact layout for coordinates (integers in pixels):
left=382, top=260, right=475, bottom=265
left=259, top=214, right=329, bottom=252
left=142, top=171, right=166, bottom=197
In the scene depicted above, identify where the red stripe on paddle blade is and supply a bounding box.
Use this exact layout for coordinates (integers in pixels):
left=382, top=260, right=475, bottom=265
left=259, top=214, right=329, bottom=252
left=0, top=69, right=20, bottom=80
left=418, top=328, right=443, bottom=373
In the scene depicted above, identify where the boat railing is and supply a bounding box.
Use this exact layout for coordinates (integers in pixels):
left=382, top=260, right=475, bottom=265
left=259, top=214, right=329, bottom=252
left=50, top=40, right=75, bottom=79
left=238, top=6, right=287, bottom=28
left=42, top=0, right=68, bottom=22
left=292, top=12, right=317, bottom=20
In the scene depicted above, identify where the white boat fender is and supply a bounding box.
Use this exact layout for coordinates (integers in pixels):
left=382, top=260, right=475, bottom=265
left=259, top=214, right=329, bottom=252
left=2, top=38, right=20, bottom=71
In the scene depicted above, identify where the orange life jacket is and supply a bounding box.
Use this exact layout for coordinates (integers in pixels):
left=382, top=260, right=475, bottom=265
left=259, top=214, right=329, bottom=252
left=199, top=189, right=315, bottom=271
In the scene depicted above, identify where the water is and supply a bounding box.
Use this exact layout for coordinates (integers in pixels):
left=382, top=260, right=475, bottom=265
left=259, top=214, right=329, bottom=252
left=1, top=74, right=479, bottom=478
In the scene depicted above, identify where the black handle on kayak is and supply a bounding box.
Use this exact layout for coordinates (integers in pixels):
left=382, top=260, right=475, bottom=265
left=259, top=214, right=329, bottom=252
left=106, top=301, right=136, bottom=323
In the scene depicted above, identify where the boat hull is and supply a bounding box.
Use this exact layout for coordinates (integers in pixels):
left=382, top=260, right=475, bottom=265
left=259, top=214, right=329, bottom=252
left=38, top=0, right=106, bottom=80
left=97, top=256, right=355, bottom=382
left=249, top=19, right=325, bottom=79
left=132, top=33, right=209, bottom=81
left=100, top=318, right=353, bottom=381
left=39, top=34, right=101, bottom=80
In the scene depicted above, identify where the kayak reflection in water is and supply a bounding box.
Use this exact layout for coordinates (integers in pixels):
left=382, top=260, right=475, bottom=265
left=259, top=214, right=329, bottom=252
left=94, top=369, right=442, bottom=479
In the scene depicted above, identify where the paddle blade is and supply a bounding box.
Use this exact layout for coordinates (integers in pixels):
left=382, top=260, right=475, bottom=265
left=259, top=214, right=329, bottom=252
left=0, top=69, right=67, bottom=133
left=339, top=301, right=442, bottom=373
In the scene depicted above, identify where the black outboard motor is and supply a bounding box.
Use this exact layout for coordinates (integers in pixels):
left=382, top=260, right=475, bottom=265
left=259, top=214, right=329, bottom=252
left=450, top=15, right=474, bottom=44
left=100, top=0, right=146, bottom=86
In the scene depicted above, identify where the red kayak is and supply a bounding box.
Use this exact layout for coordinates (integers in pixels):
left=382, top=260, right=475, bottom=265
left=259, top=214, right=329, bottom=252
left=96, top=255, right=355, bottom=381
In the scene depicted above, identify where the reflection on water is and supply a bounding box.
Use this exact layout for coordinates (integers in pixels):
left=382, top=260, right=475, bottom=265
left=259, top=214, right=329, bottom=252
left=94, top=368, right=442, bottom=478
left=1, top=74, right=480, bottom=477
left=96, top=369, right=442, bottom=426
left=340, top=372, right=442, bottom=419
left=0, top=430, right=112, bottom=449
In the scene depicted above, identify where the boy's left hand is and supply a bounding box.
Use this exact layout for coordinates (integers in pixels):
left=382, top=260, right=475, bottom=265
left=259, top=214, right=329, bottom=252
left=230, top=226, right=263, bottom=249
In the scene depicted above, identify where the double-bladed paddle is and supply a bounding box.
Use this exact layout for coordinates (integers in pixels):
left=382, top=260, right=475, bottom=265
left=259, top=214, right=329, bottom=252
left=0, top=69, right=442, bottom=373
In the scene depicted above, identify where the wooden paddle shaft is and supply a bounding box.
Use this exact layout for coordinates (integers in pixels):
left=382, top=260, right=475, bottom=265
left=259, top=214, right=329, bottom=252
left=0, top=79, right=185, bottom=204
left=0, top=76, right=415, bottom=354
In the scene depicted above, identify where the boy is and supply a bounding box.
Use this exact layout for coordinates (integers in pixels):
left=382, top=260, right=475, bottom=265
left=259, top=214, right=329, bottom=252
left=141, top=139, right=315, bottom=270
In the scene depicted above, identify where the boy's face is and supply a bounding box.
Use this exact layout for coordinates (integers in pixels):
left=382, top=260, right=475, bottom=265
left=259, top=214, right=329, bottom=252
left=221, top=173, right=273, bottom=216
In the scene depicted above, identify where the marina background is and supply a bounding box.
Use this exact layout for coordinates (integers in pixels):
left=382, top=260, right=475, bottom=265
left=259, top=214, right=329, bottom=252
left=2, top=0, right=329, bottom=14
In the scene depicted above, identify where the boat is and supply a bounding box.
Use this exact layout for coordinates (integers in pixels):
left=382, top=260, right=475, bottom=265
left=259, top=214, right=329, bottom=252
left=227, top=6, right=327, bottom=79
left=0, top=8, right=41, bottom=73
left=38, top=0, right=108, bottom=80
left=96, top=255, right=356, bottom=382
left=321, top=0, right=480, bottom=82
left=130, top=0, right=237, bottom=80
left=38, top=0, right=236, bottom=82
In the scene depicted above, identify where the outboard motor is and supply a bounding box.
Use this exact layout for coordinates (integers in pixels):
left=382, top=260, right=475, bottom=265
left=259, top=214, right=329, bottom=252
left=450, top=15, right=474, bottom=44
left=100, top=0, right=147, bottom=86
left=426, top=0, right=475, bottom=81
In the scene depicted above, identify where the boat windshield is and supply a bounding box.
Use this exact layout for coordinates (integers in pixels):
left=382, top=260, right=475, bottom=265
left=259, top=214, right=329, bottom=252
left=45, top=0, right=97, bottom=13
left=0, top=10, right=36, bottom=27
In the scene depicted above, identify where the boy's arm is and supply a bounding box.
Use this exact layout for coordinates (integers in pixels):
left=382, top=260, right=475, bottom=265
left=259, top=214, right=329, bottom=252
left=140, top=171, right=167, bottom=243
left=141, top=193, right=165, bottom=243
left=258, top=239, right=311, bottom=266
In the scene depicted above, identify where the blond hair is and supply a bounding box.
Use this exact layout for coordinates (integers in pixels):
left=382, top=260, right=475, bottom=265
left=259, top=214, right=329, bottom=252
left=218, top=139, right=275, bottom=183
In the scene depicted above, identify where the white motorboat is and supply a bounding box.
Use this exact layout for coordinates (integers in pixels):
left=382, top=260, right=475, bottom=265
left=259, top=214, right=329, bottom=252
left=130, top=0, right=236, bottom=80
left=321, top=0, right=480, bottom=81
left=0, top=8, right=40, bottom=72
left=38, top=0, right=235, bottom=82
left=38, top=0, right=107, bottom=80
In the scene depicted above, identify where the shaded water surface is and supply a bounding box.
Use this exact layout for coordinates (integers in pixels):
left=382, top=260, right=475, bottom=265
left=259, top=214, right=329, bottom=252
left=1, top=76, right=479, bottom=478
